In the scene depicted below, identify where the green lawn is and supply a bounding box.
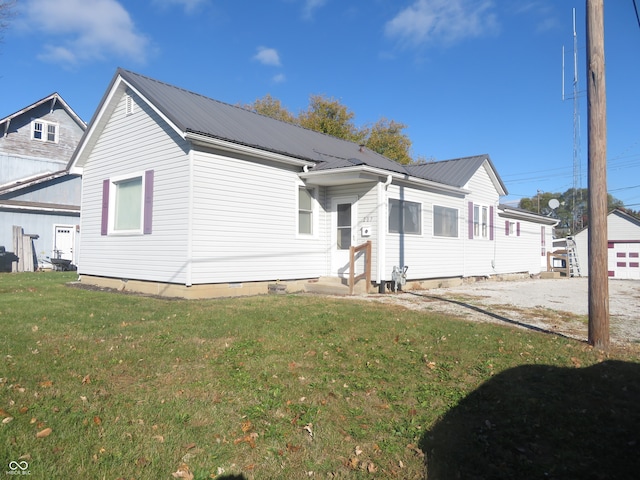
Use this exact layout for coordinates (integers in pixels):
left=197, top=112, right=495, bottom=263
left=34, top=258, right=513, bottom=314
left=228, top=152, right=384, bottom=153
left=1, top=272, right=638, bottom=479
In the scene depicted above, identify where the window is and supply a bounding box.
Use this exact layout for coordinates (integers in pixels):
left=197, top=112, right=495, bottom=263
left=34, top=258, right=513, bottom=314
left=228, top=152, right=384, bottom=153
left=471, top=203, right=490, bottom=239
left=473, top=205, right=480, bottom=237
left=389, top=199, right=421, bottom=235
left=33, top=122, right=43, bottom=140
left=505, top=221, right=520, bottom=236
left=31, top=120, right=58, bottom=143
left=482, top=206, right=488, bottom=238
left=114, top=177, right=143, bottom=231
left=101, top=171, right=154, bottom=235
left=434, top=205, right=458, bottom=237
left=298, top=187, right=314, bottom=235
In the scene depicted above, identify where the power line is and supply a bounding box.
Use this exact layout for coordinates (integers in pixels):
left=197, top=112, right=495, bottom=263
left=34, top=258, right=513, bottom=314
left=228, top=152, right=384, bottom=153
left=634, top=0, right=640, bottom=29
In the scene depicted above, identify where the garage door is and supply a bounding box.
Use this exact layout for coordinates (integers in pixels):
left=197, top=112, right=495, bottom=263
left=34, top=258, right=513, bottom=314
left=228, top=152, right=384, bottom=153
left=608, top=241, right=640, bottom=279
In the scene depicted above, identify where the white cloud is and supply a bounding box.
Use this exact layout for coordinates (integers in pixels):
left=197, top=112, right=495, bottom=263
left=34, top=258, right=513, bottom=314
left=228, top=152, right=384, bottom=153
left=253, top=46, right=282, bottom=67
left=385, top=0, right=499, bottom=48
left=22, top=0, right=150, bottom=65
left=152, top=0, right=208, bottom=14
left=302, top=0, right=327, bottom=20
left=272, top=73, right=286, bottom=84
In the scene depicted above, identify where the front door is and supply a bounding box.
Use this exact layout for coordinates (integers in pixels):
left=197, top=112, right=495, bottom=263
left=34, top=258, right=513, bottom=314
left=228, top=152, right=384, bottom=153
left=54, top=225, right=75, bottom=261
left=331, top=196, right=357, bottom=277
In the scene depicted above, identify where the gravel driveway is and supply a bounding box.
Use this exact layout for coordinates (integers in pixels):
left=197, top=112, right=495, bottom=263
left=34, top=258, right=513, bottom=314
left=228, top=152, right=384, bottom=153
left=362, top=277, right=640, bottom=346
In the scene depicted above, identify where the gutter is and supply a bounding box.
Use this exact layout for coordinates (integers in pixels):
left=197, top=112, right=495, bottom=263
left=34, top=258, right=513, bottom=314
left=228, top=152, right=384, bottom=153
left=498, top=206, right=560, bottom=225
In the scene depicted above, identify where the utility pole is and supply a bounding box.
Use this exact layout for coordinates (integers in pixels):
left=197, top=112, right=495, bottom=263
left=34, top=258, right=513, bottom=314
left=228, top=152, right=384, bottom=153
left=586, top=0, right=609, bottom=349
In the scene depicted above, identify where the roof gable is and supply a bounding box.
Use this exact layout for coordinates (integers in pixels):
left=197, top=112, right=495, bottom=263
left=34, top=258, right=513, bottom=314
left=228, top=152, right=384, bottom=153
left=406, top=154, right=508, bottom=195
left=1, top=93, right=86, bottom=135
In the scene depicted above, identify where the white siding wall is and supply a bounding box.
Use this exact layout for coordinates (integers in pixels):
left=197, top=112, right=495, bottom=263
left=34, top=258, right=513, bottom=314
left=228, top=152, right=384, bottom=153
left=189, top=150, right=328, bottom=283
left=78, top=91, right=191, bottom=283
left=384, top=182, right=465, bottom=280
left=462, top=166, right=501, bottom=276
left=494, top=216, right=548, bottom=275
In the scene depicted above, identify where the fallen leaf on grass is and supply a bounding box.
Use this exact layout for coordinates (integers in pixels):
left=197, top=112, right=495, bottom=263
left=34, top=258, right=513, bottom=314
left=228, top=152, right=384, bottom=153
left=286, top=443, right=301, bottom=453
left=93, top=416, right=102, bottom=425
left=39, top=380, right=53, bottom=388
left=0, top=408, right=10, bottom=417
left=82, top=375, right=91, bottom=385
left=36, top=427, right=52, bottom=438
left=153, top=435, right=165, bottom=443
left=171, top=465, right=194, bottom=480
left=233, top=432, right=258, bottom=448
left=406, top=443, right=424, bottom=458
left=303, top=423, right=313, bottom=437
left=19, top=406, right=28, bottom=414
left=241, top=420, right=252, bottom=433
left=2, top=416, right=13, bottom=424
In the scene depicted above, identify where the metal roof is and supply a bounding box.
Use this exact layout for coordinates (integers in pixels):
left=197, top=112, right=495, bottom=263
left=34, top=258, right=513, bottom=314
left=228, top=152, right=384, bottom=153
left=118, top=69, right=409, bottom=174
left=75, top=68, right=506, bottom=192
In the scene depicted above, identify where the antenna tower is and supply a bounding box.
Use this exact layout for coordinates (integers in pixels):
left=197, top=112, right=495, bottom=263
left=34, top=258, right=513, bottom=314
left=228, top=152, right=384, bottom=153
left=571, top=8, right=583, bottom=233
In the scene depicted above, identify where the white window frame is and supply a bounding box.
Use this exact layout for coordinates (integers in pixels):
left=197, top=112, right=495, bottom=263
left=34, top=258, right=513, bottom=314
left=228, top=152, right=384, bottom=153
left=31, top=119, right=59, bottom=143
left=108, top=171, right=146, bottom=235
left=473, top=204, right=489, bottom=239
left=296, top=183, right=318, bottom=238
left=433, top=205, right=459, bottom=238
left=388, top=198, right=422, bottom=235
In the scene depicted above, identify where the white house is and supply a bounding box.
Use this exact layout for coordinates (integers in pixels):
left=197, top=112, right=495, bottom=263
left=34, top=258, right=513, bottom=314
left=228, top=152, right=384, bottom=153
left=0, top=93, right=86, bottom=270
left=572, top=209, right=640, bottom=279
left=68, top=68, right=556, bottom=297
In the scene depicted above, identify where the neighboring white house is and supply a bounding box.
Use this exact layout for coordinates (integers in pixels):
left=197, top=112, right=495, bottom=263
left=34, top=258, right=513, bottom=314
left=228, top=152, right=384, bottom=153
left=0, top=93, right=86, bottom=270
left=68, top=68, right=557, bottom=297
left=572, top=209, right=640, bottom=279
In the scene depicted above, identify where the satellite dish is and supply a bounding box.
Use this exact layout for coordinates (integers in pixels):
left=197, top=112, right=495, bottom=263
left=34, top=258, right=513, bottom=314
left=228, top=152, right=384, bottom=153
left=548, top=198, right=560, bottom=209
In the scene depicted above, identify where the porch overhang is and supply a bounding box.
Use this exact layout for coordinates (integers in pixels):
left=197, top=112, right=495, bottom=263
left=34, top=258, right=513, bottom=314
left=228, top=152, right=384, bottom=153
left=300, top=165, right=469, bottom=195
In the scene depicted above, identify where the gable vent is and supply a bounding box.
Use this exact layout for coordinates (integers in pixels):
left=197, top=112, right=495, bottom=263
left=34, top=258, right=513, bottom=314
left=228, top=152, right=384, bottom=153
left=125, top=94, right=135, bottom=116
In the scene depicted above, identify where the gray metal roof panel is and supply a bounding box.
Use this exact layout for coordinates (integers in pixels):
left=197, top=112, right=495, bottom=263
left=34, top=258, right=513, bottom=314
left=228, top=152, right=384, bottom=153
left=405, top=155, right=489, bottom=187
left=119, top=69, right=409, bottom=174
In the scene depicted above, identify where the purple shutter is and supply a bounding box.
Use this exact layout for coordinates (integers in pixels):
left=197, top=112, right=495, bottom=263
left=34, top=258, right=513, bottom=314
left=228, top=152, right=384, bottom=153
left=505, top=220, right=510, bottom=236
left=101, top=179, right=109, bottom=235
left=489, top=206, right=494, bottom=240
left=517, top=222, right=521, bottom=236
left=143, top=170, right=154, bottom=234
left=468, top=202, right=474, bottom=239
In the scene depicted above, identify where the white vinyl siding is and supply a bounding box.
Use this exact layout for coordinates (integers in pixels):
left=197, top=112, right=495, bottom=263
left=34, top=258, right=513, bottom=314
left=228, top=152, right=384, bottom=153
left=189, top=151, right=328, bottom=284
left=77, top=90, right=191, bottom=283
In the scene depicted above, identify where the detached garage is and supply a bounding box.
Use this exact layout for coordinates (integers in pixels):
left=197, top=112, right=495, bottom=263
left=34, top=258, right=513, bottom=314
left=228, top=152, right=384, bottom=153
left=573, top=209, right=640, bottom=279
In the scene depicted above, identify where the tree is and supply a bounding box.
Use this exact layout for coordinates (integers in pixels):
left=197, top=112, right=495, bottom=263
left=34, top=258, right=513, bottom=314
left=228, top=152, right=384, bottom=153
left=298, top=94, right=364, bottom=144
left=519, top=187, right=624, bottom=236
left=243, top=94, right=295, bottom=124
left=0, top=0, right=16, bottom=45
left=362, top=118, right=413, bottom=165
left=247, top=93, right=417, bottom=164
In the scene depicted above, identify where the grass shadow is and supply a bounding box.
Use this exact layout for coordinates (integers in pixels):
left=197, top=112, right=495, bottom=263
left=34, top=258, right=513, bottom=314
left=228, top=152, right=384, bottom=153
left=409, top=292, right=576, bottom=341
left=420, top=360, right=640, bottom=479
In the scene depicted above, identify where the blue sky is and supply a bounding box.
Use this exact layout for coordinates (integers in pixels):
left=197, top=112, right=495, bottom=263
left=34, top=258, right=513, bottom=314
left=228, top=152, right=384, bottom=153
left=2, top=0, right=639, bottom=208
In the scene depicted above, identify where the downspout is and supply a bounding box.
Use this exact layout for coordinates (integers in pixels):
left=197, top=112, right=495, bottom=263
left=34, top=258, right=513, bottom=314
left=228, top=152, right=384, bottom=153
left=186, top=149, right=194, bottom=287
left=377, top=175, right=392, bottom=292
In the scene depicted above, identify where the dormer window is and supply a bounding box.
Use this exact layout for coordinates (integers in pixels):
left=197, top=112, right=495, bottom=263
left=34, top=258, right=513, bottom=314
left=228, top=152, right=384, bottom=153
left=31, top=120, right=58, bottom=143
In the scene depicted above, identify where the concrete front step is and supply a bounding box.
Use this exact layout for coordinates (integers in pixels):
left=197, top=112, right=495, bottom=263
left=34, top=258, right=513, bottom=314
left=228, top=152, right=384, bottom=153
left=304, top=276, right=370, bottom=295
